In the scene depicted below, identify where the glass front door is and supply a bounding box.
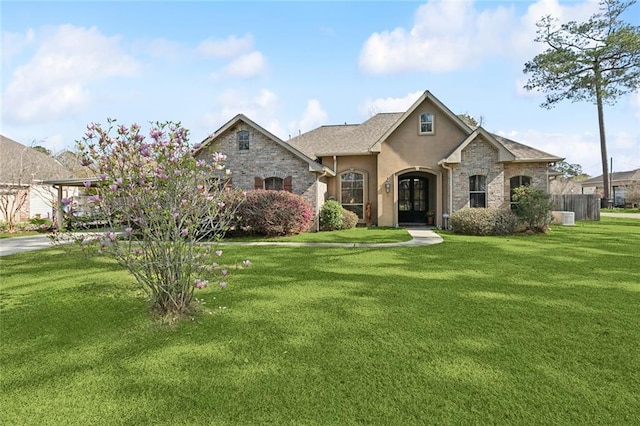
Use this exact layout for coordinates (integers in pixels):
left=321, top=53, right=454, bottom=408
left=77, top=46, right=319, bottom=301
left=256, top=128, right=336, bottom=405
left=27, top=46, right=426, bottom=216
left=398, top=177, right=428, bottom=223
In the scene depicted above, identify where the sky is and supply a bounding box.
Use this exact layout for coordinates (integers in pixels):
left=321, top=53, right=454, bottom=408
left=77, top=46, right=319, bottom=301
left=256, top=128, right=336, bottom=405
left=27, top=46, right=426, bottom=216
left=1, top=0, right=639, bottom=177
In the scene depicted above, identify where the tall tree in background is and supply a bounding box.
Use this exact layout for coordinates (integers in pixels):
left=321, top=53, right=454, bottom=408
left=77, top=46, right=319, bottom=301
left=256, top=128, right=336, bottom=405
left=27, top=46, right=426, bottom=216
left=523, top=0, right=640, bottom=205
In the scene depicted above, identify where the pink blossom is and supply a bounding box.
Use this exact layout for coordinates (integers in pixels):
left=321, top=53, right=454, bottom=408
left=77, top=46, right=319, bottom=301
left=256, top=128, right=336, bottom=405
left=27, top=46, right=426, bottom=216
left=109, top=184, right=118, bottom=191
left=125, top=227, right=133, bottom=235
left=242, top=260, right=252, bottom=267
left=83, top=181, right=92, bottom=188
left=215, top=250, right=223, bottom=257
left=193, top=143, right=202, bottom=150
left=194, top=279, right=209, bottom=289
left=217, top=201, right=225, bottom=208
left=181, top=228, right=188, bottom=237
left=100, top=173, right=108, bottom=180
left=219, top=281, right=227, bottom=289
left=221, top=269, right=228, bottom=277
left=61, top=197, right=73, bottom=206
left=211, top=262, right=219, bottom=269
left=88, top=195, right=100, bottom=203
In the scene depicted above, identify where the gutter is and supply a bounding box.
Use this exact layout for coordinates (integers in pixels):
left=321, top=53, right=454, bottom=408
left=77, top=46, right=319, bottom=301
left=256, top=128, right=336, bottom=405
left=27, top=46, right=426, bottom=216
left=438, top=160, right=453, bottom=227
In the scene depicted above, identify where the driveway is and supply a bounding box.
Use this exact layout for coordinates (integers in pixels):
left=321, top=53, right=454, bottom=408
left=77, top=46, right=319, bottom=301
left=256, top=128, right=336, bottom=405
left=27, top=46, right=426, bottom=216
left=0, top=234, right=56, bottom=256
left=600, top=212, right=640, bottom=219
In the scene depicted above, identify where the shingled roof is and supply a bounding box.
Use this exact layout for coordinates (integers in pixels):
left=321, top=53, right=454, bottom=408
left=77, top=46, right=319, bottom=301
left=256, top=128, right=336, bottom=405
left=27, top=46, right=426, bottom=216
left=491, top=134, right=563, bottom=162
left=581, top=168, right=640, bottom=186
left=288, top=113, right=403, bottom=157
left=287, top=110, right=562, bottom=163
left=0, top=135, right=73, bottom=184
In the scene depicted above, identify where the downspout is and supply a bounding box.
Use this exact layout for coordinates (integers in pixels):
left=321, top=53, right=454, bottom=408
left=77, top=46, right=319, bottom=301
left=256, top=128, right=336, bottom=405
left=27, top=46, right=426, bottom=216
left=440, top=162, right=453, bottom=228
left=316, top=170, right=329, bottom=232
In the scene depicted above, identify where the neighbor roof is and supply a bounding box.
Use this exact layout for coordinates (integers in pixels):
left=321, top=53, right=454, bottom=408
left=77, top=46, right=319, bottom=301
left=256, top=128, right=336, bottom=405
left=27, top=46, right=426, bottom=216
left=581, top=168, right=640, bottom=186
left=0, top=135, right=73, bottom=184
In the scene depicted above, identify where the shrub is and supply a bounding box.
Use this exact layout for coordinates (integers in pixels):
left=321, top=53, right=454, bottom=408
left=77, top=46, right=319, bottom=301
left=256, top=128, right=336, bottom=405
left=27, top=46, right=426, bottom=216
left=319, top=200, right=344, bottom=231
left=450, top=208, right=518, bottom=236
left=235, top=190, right=313, bottom=236
left=29, top=217, right=55, bottom=232
left=52, top=119, right=245, bottom=318
left=512, top=186, right=553, bottom=233
left=341, top=208, right=359, bottom=230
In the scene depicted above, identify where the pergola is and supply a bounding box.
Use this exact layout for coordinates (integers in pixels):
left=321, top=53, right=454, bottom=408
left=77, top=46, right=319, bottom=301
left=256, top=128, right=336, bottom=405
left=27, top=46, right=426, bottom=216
left=42, top=177, right=102, bottom=230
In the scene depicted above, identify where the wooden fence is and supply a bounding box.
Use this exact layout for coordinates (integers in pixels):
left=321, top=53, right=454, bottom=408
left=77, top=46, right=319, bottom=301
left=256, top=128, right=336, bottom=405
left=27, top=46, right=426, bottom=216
left=552, top=194, right=600, bottom=221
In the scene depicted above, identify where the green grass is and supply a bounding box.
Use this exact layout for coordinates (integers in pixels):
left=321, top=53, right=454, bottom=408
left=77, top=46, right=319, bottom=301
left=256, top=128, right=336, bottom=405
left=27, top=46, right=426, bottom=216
left=1, top=218, right=639, bottom=424
left=602, top=207, right=640, bottom=214
left=0, top=230, right=41, bottom=239
left=226, top=226, right=412, bottom=243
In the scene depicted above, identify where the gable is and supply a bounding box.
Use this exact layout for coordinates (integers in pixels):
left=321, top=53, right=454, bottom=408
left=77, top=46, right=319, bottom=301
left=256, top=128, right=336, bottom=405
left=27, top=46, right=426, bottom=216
left=196, top=114, right=330, bottom=175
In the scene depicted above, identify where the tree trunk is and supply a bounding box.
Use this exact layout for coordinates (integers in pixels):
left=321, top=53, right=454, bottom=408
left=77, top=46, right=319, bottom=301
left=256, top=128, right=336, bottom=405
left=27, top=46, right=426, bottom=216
left=595, top=63, right=610, bottom=206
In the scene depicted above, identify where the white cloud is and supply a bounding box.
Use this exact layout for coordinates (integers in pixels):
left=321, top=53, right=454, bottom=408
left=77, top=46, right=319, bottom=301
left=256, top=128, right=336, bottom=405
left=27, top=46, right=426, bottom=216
left=358, top=0, right=601, bottom=75
left=2, top=25, right=139, bottom=124
left=359, top=91, right=423, bottom=116
left=1, top=29, right=36, bottom=61
left=222, top=51, right=267, bottom=78
left=359, top=0, right=513, bottom=74
left=630, top=91, right=640, bottom=122
left=197, top=34, right=254, bottom=58
left=289, top=99, right=328, bottom=135
left=203, top=88, right=284, bottom=137
left=498, top=128, right=639, bottom=177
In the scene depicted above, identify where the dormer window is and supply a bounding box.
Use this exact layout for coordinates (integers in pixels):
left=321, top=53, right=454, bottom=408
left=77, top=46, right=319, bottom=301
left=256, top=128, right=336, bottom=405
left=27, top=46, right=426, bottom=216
left=419, top=113, right=434, bottom=134
left=237, top=130, right=250, bottom=150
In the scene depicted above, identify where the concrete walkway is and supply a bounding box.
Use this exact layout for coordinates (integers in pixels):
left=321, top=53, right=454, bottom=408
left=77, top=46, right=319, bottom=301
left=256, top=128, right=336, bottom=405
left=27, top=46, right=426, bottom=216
left=0, top=228, right=443, bottom=256
left=217, top=228, right=443, bottom=248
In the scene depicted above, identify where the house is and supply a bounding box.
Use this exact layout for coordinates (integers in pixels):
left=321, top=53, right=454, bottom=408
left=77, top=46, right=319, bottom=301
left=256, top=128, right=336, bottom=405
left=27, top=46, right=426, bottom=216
left=195, top=91, right=563, bottom=229
left=580, top=168, right=640, bottom=207
left=0, top=135, right=75, bottom=225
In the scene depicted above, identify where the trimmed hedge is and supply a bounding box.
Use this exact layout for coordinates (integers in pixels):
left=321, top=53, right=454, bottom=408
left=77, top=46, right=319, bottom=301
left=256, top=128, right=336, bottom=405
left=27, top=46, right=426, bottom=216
left=319, top=200, right=359, bottom=231
left=320, top=200, right=344, bottom=231
left=450, top=208, right=518, bottom=236
left=234, top=190, right=314, bottom=236
left=341, top=209, right=359, bottom=230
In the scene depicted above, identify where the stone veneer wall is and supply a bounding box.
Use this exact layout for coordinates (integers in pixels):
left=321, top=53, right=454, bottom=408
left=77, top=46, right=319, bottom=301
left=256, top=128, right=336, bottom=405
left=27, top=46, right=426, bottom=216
left=197, top=122, right=320, bottom=214
left=451, top=139, right=505, bottom=211
left=503, top=163, right=550, bottom=199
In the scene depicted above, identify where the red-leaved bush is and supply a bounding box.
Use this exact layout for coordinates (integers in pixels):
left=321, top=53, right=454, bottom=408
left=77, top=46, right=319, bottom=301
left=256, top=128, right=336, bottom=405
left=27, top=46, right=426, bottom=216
left=233, top=190, right=314, bottom=236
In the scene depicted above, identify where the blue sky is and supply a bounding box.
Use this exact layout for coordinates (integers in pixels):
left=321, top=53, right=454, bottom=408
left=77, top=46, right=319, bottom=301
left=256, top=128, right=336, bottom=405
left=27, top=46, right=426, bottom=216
left=2, top=0, right=639, bottom=177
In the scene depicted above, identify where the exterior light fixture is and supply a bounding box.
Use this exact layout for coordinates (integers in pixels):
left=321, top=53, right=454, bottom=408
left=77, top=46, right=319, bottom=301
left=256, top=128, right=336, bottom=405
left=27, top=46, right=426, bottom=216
left=385, top=178, right=391, bottom=193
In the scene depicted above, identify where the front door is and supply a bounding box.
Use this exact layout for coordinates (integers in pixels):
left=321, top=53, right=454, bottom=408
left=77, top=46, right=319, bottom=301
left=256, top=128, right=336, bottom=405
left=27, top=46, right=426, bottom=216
left=398, top=177, right=428, bottom=223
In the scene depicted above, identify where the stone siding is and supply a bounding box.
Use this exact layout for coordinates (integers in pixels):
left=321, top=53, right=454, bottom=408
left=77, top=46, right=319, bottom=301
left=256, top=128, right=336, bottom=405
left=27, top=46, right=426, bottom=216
left=197, top=122, right=320, bottom=213
left=503, top=162, right=550, bottom=203
left=452, top=138, right=506, bottom=211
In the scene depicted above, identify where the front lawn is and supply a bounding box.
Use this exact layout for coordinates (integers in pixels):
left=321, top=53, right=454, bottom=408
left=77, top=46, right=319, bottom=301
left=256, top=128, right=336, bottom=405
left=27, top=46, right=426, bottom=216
left=1, top=218, right=638, bottom=424
left=226, top=226, right=412, bottom=243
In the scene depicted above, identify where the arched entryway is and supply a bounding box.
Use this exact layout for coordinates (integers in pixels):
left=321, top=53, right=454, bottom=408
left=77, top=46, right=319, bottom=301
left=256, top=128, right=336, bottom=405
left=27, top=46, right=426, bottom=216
left=398, top=172, right=435, bottom=225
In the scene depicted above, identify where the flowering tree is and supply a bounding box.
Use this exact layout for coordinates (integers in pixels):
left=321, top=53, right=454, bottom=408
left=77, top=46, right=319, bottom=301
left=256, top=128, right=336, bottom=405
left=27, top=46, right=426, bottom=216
left=54, top=119, right=248, bottom=318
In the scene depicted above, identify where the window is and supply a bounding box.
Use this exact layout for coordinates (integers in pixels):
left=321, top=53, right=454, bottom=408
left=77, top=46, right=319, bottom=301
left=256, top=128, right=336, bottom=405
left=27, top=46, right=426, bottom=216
left=237, top=130, right=250, bottom=150
left=340, top=172, right=364, bottom=220
left=510, top=175, right=532, bottom=206
left=419, top=113, right=434, bottom=134
left=254, top=176, right=293, bottom=192
left=469, top=175, right=486, bottom=208
left=264, top=177, right=284, bottom=191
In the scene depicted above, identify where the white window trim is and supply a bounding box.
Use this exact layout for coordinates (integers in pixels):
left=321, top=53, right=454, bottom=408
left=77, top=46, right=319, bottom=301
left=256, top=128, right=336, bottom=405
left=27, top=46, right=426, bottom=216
left=419, top=113, right=434, bottom=135
left=339, top=170, right=367, bottom=222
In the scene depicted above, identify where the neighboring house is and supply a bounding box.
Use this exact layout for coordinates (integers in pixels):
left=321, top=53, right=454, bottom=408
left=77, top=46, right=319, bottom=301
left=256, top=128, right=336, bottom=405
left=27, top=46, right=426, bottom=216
left=0, top=135, right=75, bottom=224
left=196, top=91, right=563, bottom=228
left=580, top=168, right=640, bottom=207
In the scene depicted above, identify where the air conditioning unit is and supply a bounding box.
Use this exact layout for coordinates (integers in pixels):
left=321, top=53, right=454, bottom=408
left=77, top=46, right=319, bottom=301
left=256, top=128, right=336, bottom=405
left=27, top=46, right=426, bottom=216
left=562, top=211, right=575, bottom=226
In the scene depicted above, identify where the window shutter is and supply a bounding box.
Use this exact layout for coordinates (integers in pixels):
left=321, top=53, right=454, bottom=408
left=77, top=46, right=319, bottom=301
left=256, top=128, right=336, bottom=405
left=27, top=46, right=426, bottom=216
left=254, top=177, right=263, bottom=189
left=284, top=176, right=293, bottom=192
